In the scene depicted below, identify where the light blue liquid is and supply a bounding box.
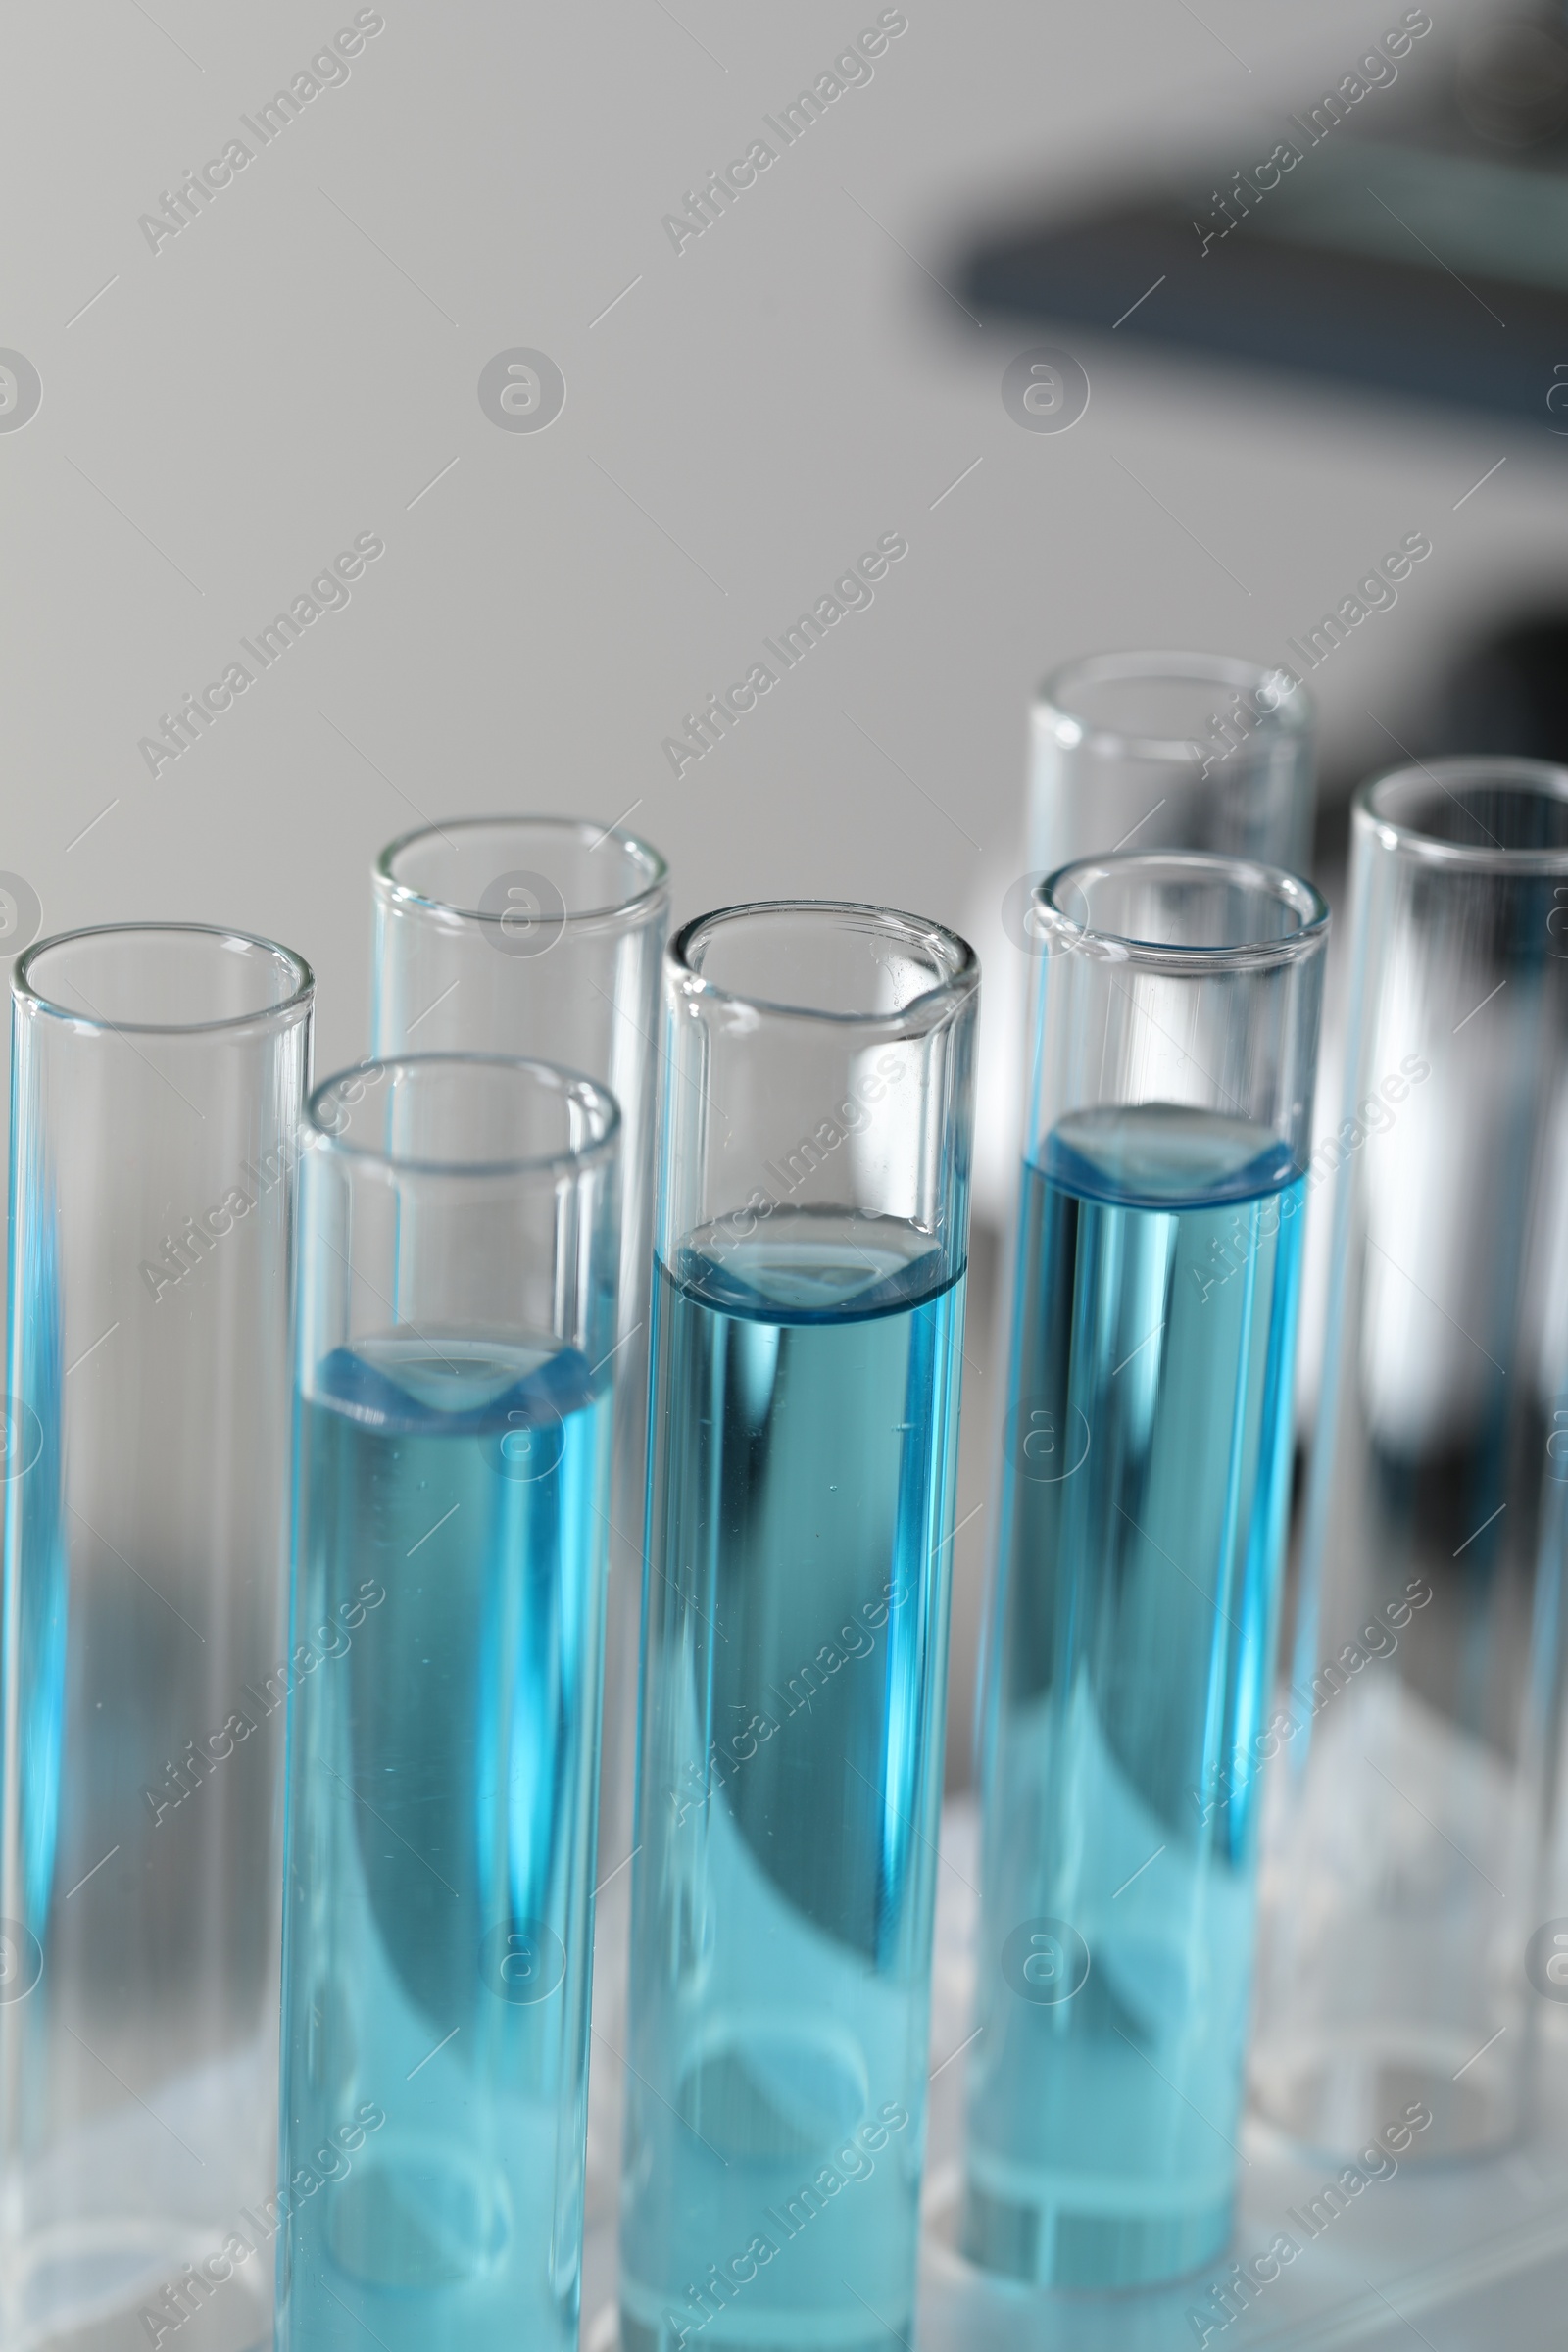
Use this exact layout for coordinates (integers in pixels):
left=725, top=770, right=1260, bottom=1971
left=619, top=1210, right=964, bottom=2352
left=276, top=1332, right=611, bottom=2352
left=965, top=1105, right=1305, bottom=2289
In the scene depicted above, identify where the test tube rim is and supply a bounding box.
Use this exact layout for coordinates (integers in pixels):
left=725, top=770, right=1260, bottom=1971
left=15, top=920, right=315, bottom=1039
left=373, top=812, right=670, bottom=931
left=305, top=1049, right=621, bottom=1181
left=668, top=898, right=979, bottom=1032
left=1032, top=850, right=1329, bottom=977
left=1357, top=757, right=1568, bottom=874
left=1037, top=648, right=1311, bottom=763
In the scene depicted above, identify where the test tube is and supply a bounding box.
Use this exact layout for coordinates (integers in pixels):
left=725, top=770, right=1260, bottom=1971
left=1030, top=650, right=1315, bottom=878
left=370, top=818, right=668, bottom=2101
left=974, top=650, right=1314, bottom=1304
left=275, top=1054, right=619, bottom=2352
left=964, top=855, right=1327, bottom=2288
left=1252, top=759, right=1568, bottom=2159
left=618, top=903, right=979, bottom=2352
left=0, top=925, right=314, bottom=2352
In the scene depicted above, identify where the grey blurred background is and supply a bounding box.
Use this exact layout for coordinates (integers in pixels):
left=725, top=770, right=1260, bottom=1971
left=4, top=0, right=1566, bottom=1784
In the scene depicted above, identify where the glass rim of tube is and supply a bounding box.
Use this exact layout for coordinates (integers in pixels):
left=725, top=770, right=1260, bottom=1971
left=1031, top=850, right=1329, bottom=977
left=374, top=812, right=669, bottom=927
left=1357, top=756, right=1568, bottom=874
left=305, top=1050, right=620, bottom=1179
left=15, top=920, right=315, bottom=1037
left=1037, top=648, right=1311, bottom=761
left=669, top=898, right=979, bottom=1031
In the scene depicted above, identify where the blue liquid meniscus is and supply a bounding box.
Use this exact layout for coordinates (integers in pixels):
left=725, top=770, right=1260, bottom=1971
left=276, top=1331, right=611, bottom=2352
left=965, top=1104, right=1305, bottom=2289
left=619, top=1208, right=965, bottom=2352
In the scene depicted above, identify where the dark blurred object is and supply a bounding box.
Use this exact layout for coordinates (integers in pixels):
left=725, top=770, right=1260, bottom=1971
left=1457, top=11, right=1568, bottom=145
left=962, top=13, right=1568, bottom=430
left=1446, top=612, right=1568, bottom=758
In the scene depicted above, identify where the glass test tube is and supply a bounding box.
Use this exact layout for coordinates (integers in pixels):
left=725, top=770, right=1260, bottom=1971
left=965, top=855, right=1327, bottom=2289
left=0, top=925, right=314, bottom=2352
left=1252, top=760, right=1568, bottom=2160
left=275, top=1054, right=619, bottom=2352
left=369, top=820, right=668, bottom=2090
left=618, top=904, right=979, bottom=2352
left=1030, top=651, right=1315, bottom=879
left=975, top=650, right=1315, bottom=1288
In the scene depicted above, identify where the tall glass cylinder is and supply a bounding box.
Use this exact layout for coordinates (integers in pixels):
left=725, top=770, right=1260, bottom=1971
left=965, top=855, right=1327, bottom=2289
left=619, top=903, right=978, bottom=2352
left=1030, top=651, right=1316, bottom=878
left=0, top=925, right=314, bottom=2352
left=975, top=650, right=1315, bottom=1319
left=276, top=1054, right=619, bottom=2352
left=370, top=819, right=668, bottom=2092
left=1252, top=760, right=1568, bottom=2161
